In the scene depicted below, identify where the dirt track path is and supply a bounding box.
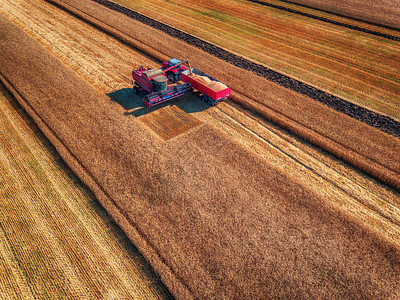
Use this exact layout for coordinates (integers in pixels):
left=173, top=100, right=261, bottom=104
left=1, top=0, right=400, bottom=277
left=0, top=82, right=172, bottom=297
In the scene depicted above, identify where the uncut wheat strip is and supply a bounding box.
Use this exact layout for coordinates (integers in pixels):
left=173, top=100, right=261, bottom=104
left=229, top=100, right=400, bottom=205
left=229, top=108, right=400, bottom=227
left=231, top=91, right=400, bottom=190
left=0, top=86, right=169, bottom=298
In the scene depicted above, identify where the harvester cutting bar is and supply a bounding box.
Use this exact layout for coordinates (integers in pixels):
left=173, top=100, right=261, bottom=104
left=143, top=82, right=191, bottom=107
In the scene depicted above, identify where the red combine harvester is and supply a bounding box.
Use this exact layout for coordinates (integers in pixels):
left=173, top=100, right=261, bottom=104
left=132, top=58, right=230, bottom=108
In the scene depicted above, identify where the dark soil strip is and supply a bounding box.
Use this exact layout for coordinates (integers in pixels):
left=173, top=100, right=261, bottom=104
left=90, top=0, right=400, bottom=138
left=247, top=0, right=400, bottom=41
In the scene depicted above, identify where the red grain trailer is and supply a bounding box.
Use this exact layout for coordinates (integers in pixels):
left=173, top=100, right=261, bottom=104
left=181, top=68, right=231, bottom=106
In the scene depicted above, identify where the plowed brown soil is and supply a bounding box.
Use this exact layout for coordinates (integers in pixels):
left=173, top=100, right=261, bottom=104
left=1, top=4, right=400, bottom=300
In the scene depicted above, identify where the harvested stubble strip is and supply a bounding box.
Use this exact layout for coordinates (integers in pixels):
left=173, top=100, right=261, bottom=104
left=2, top=12, right=400, bottom=300
left=48, top=0, right=400, bottom=191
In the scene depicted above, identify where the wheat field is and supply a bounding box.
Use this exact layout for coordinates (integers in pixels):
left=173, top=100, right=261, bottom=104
left=0, top=83, right=172, bottom=298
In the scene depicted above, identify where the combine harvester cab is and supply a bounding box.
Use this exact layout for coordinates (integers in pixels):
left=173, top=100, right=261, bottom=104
left=132, top=58, right=230, bottom=108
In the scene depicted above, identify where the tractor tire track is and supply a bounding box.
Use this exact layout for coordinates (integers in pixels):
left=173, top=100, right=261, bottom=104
left=86, top=0, right=400, bottom=138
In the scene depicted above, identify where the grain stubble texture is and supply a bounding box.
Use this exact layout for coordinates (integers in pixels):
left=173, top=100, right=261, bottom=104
left=1, top=12, right=400, bottom=299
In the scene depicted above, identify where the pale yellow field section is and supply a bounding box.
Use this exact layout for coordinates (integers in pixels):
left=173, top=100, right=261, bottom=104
left=0, top=84, right=172, bottom=299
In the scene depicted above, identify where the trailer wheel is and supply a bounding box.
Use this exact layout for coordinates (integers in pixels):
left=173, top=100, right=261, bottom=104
left=201, top=94, right=207, bottom=103
left=206, top=95, right=215, bottom=106
left=133, top=86, right=138, bottom=94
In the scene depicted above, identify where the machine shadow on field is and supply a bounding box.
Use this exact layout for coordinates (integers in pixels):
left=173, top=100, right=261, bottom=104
left=108, top=88, right=210, bottom=118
